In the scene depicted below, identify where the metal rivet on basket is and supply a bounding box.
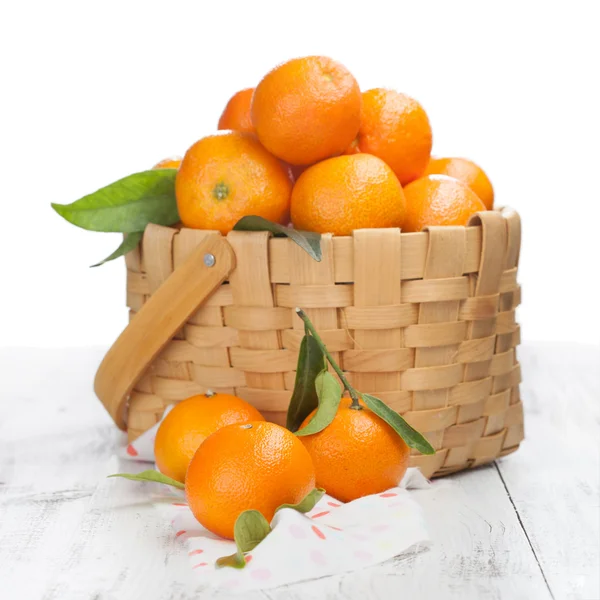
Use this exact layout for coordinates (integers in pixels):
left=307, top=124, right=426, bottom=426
left=203, top=253, right=216, bottom=267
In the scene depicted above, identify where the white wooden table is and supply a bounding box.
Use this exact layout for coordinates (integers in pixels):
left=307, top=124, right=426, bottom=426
left=1, top=343, right=598, bottom=600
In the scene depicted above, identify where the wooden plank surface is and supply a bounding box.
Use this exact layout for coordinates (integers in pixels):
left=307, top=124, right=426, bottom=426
left=0, top=344, right=598, bottom=600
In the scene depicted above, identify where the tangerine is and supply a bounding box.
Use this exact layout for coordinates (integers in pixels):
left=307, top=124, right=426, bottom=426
left=290, top=154, right=406, bottom=235
left=218, top=88, right=255, bottom=134
left=346, top=88, right=432, bottom=185
left=154, top=393, right=264, bottom=483
left=402, top=174, right=486, bottom=232
left=252, top=56, right=361, bottom=165
left=424, top=157, right=494, bottom=209
left=299, top=398, right=410, bottom=502
left=153, top=157, right=181, bottom=169
left=186, top=421, right=315, bottom=539
left=176, top=131, right=292, bottom=233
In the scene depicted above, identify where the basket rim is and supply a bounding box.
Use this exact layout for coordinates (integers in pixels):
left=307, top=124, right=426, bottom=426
left=160, top=206, right=518, bottom=239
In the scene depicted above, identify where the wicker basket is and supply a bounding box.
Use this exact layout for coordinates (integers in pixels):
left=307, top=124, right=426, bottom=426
left=95, top=208, right=523, bottom=478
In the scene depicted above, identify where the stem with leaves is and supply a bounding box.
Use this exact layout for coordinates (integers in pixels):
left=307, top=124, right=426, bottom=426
left=295, top=308, right=361, bottom=409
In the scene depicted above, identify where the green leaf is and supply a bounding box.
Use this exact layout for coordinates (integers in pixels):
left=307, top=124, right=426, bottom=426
left=276, top=487, right=326, bottom=513
left=52, top=169, right=179, bottom=233
left=91, top=231, right=143, bottom=267
left=108, top=470, right=185, bottom=490
left=295, top=371, right=342, bottom=436
left=216, top=510, right=271, bottom=569
left=362, top=394, right=436, bottom=455
left=286, top=334, right=326, bottom=432
left=233, top=215, right=322, bottom=262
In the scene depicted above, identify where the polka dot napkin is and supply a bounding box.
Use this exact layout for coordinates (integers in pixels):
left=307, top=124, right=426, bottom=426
left=122, top=414, right=431, bottom=591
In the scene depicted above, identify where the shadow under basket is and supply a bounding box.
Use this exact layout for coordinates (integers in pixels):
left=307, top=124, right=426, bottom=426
left=95, top=208, right=524, bottom=479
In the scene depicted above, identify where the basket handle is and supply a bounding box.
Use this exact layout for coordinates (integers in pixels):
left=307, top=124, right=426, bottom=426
left=94, top=235, right=236, bottom=430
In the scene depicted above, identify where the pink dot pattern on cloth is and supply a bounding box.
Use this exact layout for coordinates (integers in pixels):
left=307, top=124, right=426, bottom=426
left=289, top=523, right=307, bottom=539
left=310, top=549, right=328, bottom=566
left=251, top=568, right=272, bottom=581
left=354, top=549, right=373, bottom=561
left=311, top=510, right=330, bottom=519
left=126, top=444, right=138, bottom=457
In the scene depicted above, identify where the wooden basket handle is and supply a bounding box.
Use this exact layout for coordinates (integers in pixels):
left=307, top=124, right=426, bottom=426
left=94, top=235, right=236, bottom=430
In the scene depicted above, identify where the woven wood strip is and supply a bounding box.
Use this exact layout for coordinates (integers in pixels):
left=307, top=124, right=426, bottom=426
left=159, top=340, right=228, bottom=366
left=484, top=389, right=511, bottom=415
left=276, top=283, right=353, bottom=308
left=455, top=336, right=496, bottom=363
left=402, top=363, right=464, bottom=391
left=342, top=304, right=418, bottom=329
left=288, top=233, right=341, bottom=377
left=499, top=267, right=518, bottom=293
left=456, top=213, right=507, bottom=435
left=153, top=358, right=191, bottom=381
left=183, top=324, right=239, bottom=348
left=229, top=348, right=297, bottom=373
left=342, top=348, right=414, bottom=373
left=227, top=231, right=286, bottom=423
left=405, top=321, right=467, bottom=348
left=352, top=228, right=403, bottom=395
left=127, top=271, right=149, bottom=295
left=403, top=406, right=458, bottom=432
left=223, top=306, right=292, bottom=331
left=459, top=294, right=500, bottom=320
left=142, top=224, right=177, bottom=294
left=401, top=277, right=470, bottom=303
left=190, top=364, right=246, bottom=388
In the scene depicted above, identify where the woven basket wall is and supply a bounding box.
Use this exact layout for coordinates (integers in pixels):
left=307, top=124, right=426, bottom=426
left=118, top=208, right=523, bottom=479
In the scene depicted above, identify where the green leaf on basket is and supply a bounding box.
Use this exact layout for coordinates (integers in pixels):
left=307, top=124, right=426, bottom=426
left=233, top=215, right=322, bottom=262
left=362, top=394, right=435, bottom=455
left=52, top=169, right=179, bottom=233
left=286, top=334, right=326, bottom=432
left=91, top=231, right=143, bottom=267
left=276, top=488, right=326, bottom=514
left=216, top=510, right=271, bottom=569
left=108, top=469, right=185, bottom=490
left=295, top=371, right=342, bottom=436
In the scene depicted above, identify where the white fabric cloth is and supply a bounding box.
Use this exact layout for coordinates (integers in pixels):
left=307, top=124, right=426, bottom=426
left=122, top=411, right=431, bottom=591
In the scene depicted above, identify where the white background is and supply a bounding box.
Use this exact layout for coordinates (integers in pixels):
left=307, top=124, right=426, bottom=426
left=1, top=0, right=598, bottom=348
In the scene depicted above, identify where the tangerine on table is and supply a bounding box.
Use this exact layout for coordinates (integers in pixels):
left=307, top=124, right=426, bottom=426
left=186, top=421, right=315, bottom=540
left=153, top=157, right=182, bottom=169
left=154, top=392, right=264, bottom=483
left=252, top=55, right=361, bottom=166
left=218, top=88, right=255, bottom=134
left=424, top=156, right=494, bottom=209
left=299, top=398, right=410, bottom=503
left=402, top=174, right=486, bottom=232
left=290, top=153, right=406, bottom=236
left=346, top=88, right=432, bottom=185
left=175, top=131, right=292, bottom=234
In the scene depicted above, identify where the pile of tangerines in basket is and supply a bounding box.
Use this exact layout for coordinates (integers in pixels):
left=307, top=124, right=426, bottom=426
left=160, top=54, right=493, bottom=237
left=55, top=55, right=497, bottom=565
